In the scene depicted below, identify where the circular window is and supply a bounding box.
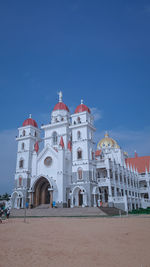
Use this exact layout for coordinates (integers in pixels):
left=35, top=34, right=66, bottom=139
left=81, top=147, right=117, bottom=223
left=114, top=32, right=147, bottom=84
left=44, top=157, right=52, bottom=166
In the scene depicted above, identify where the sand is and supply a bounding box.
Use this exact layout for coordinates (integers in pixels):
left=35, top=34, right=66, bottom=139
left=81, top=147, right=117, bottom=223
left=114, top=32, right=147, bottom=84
left=0, top=216, right=150, bottom=267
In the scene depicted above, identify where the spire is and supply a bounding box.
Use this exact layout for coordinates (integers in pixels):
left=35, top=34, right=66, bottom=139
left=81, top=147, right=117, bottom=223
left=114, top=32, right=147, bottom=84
left=145, top=167, right=148, bottom=175
left=34, top=141, right=39, bottom=153
left=105, top=131, right=109, bottom=138
left=59, top=136, right=64, bottom=149
left=67, top=140, right=72, bottom=152
left=134, top=150, right=138, bottom=158
left=81, top=99, right=83, bottom=104
left=58, top=91, right=63, bottom=102
left=29, top=114, right=32, bottom=118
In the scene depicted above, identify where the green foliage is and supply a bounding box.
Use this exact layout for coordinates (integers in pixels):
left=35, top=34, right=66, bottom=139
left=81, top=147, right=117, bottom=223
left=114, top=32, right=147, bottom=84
left=129, top=207, right=150, bottom=214
left=0, top=193, right=10, bottom=201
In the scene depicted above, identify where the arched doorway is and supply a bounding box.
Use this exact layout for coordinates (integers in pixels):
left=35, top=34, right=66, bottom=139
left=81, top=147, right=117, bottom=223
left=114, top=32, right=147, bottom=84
left=11, top=191, right=23, bottom=209
left=78, top=190, right=83, bottom=206
left=33, top=177, right=51, bottom=207
left=71, top=186, right=87, bottom=207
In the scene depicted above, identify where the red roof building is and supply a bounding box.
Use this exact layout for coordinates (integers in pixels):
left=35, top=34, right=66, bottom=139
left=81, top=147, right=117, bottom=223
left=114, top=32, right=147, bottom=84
left=126, top=155, right=150, bottom=174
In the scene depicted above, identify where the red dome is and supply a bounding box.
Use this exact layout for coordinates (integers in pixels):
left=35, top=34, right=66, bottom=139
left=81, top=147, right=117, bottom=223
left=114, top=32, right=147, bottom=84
left=53, top=102, right=69, bottom=112
left=75, top=103, right=91, bottom=114
left=23, top=118, right=38, bottom=128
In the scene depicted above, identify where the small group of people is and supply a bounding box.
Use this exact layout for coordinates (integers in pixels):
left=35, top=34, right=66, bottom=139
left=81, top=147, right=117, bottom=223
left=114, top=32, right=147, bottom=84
left=0, top=208, right=10, bottom=223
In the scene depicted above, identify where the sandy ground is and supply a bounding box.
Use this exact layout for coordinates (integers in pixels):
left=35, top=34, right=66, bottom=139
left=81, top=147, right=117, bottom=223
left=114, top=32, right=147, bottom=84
left=0, top=216, right=150, bottom=267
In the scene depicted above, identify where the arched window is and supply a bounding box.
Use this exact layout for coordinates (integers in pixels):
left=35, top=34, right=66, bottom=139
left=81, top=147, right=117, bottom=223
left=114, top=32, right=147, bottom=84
left=19, top=176, right=22, bottom=187
left=19, top=159, right=24, bottom=168
left=78, top=168, right=83, bottom=179
left=77, top=131, right=81, bottom=140
left=35, top=131, right=37, bottom=137
left=52, top=131, right=58, bottom=145
left=77, top=117, right=81, bottom=123
left=23, top=130, right=26, bottom=136
left=21, top=143, right=25, bottom=150
left=77, top=148, right=82, bottom=160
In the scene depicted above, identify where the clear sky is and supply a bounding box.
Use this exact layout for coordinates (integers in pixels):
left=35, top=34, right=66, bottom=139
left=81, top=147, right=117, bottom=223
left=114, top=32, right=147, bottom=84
left=0, top=0, right=150, bottom=194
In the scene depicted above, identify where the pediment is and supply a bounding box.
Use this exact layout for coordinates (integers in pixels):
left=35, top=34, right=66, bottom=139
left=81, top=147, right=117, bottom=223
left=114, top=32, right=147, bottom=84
left=37, top=144, right=58, bottom=162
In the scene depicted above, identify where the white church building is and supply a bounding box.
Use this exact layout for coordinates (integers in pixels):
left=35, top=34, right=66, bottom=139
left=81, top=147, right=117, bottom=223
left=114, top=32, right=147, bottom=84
left=11, top=92, right=150, bottom=212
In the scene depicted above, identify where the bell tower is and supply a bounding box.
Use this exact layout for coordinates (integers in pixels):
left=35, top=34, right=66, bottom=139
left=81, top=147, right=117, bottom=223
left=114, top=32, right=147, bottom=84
left=14, top=115, right=40, bottom=208
left=69, top=100, right=96, bottom=206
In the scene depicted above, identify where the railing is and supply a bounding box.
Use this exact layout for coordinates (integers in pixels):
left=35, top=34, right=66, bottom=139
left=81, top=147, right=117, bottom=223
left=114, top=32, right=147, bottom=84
left=109, top=196, right=125, bottom=203
left=139, top=187, right=148, bottom=193
left=97, top=178, right=110, bottom=185
left=140, top=198, right=150, bottom=208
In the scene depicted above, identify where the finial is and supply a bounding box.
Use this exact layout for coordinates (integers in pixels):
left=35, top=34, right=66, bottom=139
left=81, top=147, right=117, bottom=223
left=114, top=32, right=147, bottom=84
left=105, top=131, right=109, bottom=137
left=29, top=114, right=32, bottom=118
left=58, top=91, right=63, bottom=102
left=81, top=99, right=83, bottom=104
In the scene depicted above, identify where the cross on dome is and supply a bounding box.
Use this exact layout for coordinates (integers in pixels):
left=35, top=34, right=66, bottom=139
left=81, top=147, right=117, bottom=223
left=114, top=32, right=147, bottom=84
left=105, top=131, right=109, bottom=137
left=58, top=91, right=63, bottom=102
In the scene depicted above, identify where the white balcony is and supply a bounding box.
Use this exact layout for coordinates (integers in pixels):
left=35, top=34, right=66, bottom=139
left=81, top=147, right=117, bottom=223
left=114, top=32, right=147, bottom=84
left=97, top=178, right=110, bottom=187
left=139, top=187, right=148, bottom=193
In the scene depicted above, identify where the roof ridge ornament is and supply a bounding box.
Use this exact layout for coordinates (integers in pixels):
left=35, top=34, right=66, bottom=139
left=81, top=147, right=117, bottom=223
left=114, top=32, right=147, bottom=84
left=105, top=131, right=109, bottom=138
left=58, top=91, right=63, bottom=103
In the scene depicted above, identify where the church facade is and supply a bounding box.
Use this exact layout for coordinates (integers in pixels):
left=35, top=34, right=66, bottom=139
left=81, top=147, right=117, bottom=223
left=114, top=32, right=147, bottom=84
left=11, top=92, right=150, bottom=211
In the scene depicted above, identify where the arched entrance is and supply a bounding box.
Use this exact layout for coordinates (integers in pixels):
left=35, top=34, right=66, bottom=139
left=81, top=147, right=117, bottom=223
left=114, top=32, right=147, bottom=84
left=78, top=190, right=83, bottom=206
left=71, top=186, right=87, bottom=207
left=33, top=177, right=51, bottom=207
left=11, top=191, right=23, bottom=209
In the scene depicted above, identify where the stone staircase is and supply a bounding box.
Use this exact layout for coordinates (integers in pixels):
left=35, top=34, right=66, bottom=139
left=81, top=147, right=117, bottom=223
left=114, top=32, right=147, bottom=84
left=99, top=207, right=126, bottom=216
left=10, top=207, right=107, bottom=217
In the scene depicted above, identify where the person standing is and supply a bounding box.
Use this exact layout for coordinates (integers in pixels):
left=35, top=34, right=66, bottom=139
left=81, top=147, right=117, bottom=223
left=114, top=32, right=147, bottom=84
left=6, top=209, right=10, bottom=219
left=0, top=209, right=3, bottom=223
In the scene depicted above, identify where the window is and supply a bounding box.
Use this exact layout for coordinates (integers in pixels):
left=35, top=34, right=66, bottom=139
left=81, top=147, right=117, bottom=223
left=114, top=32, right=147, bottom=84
left=19, top=176, right=22, bottom=187
left=77, top=131, right=81, bottom=140
left=77, top=117, right=81, bottom=123
left=97, top=172, right=100, bottom=178
left=52, top=131, right=57, bottom=145
left=77, top=148, right=82, bottom=160
left=21, top=143, right=25, bottom=150
left=35, top=131, right=37, bottom=137
left=44, top=156, right=52, bottom=166
left=19, top=159, right=24, bottom=168
left=23, top=130, right=26, bottom=136
left=78, top=168, right=83, bottom=179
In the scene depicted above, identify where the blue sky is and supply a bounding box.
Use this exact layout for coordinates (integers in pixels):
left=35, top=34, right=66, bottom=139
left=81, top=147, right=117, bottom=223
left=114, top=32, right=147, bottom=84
left=0, top=0, right=150, bottom=194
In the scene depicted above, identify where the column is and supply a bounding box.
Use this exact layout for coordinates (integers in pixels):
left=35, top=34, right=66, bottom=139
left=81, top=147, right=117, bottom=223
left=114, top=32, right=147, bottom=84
left=83, top=193, right=87, bottom=207
left=93, top=194, right=96, bottom=207
left=28, top=190, right=33, bottom=208
left=70, top=194, right=74, bottom=208
left=48, top=188, right=53, bottom=208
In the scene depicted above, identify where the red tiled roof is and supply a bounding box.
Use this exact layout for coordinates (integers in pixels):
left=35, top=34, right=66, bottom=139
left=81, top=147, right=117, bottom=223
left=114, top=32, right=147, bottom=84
left=95, top=150, right=101, bottom=157
left=23, top=118, right=38, bottom=128
left=53, top=102, right=69, bottom=112
left=125, top=156, right=150, bottom=173
left=75, top=104, right=91, bottom=114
